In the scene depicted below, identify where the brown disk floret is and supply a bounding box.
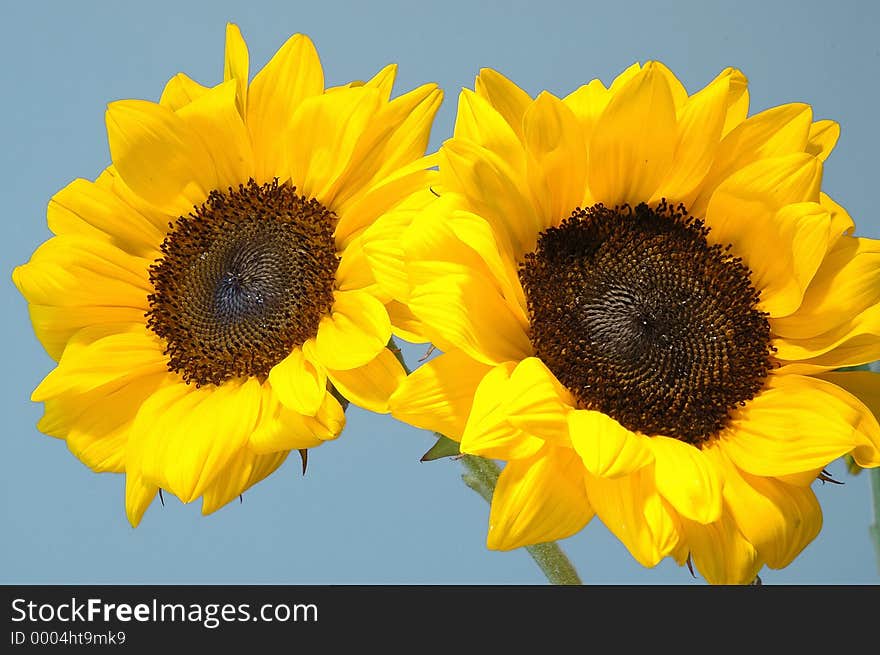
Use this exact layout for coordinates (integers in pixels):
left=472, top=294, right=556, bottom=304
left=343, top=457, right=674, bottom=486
left=519, top=201, right=773, bottom=446
left=147, top=179, right=339, bottom=387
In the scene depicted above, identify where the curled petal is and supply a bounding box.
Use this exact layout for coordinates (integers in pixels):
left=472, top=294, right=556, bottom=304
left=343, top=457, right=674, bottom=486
left=487, top=446, right=594, bottom=551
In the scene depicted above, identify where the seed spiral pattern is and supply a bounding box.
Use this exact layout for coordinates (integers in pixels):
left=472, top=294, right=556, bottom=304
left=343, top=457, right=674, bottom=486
left=147, top=179, right=339, bottom=387
left=519, top=201, right=773, bottom=445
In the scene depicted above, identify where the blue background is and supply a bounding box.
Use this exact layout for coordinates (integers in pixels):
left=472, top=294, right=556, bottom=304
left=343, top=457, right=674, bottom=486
left=3, top=0, right=879, bottom=585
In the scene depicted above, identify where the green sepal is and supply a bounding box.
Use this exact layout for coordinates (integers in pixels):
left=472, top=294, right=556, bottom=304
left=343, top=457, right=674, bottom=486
left=421, top=433, right=460, bottom=461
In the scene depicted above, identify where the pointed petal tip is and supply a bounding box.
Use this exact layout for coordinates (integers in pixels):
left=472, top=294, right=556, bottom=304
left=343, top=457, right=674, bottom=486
left=126, top=503, right=146, bottom=529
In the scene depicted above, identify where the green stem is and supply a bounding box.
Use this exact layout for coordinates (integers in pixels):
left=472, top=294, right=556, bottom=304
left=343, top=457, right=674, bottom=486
left=870, top=468, right=880, bottom=573
left=388, top=339, right=583, bottom=585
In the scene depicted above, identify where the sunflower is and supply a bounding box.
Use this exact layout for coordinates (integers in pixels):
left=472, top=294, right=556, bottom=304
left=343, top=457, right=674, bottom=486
left=13, top=24, right=442, bottom=527
left=377, top=62, right=880, bottom=584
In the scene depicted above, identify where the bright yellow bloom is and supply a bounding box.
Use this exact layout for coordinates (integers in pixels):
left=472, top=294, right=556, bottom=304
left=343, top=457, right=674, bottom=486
left=13, top=24, right=442, bottom=526
left=376, top=62, right=880, bottom=583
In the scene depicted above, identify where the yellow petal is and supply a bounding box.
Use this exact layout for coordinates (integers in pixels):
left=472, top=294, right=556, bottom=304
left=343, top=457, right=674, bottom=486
left=326, top=346, right=406, bottom=414
left=705, top=445, right=822, bottom=570
left=14, top=235, right=154, bottom=360
left=705, top=155, right=831, bottom=317
left=288, top=86, right=383, bottom=202
left=444, top=208, right=527, bottom=317
left=323, top=84, right=442, bottom=211
left=335, top=235, right=382, bottom=297
left=720, top=67, right=749, bottom=137
left=362, top=63, right=397, bottom=100
left=474, top=68, right=533, bottom=142
left=267, top=347, right=327, bottom=416
left=588, top=62, right=677, bottom=207
left=201, top=449, right=288, bottom=516
left=810, top=371, right=880, bottom=468
left=406, top=264, right=531, bottom=367
left=705, top=152, right=822, bottom=223
left=32, top=325, right=167, bottom=400
left=159, top=73, right=210, bottom=111
left=584, top=467, right=683, bottom=568
left=773, top=319, right=880, bottom=374
left=773, top=328, right=880, bottom=375
left=806, top=120, right=839, bottom=162
left=487, top=446, right=594, bottom=551
left=105, top=99, right=217, bottom=216
left=37, top=383, right=109, bottom=438
left=175, top=79, right=254, bottom=190
left=14, top=234, right=151, bottom=307
left=817, top=370, right=880, bottom=417
left=47, top=177, right=165, bottom=258
left=607, top=62, right=643, bottom=94
left=562, top=78, right=610, bottom=154
left=454, top=88, right=526, bottom=172
left=459, top=362, right=543, bottom=459
left=692, top=103, right=812, bottom=214
left=249, top=386, right=345, bottom=453
left=772, top=334, right=880, bottom=375
left=223, top=23, right=249, bottom=118
left=125, top=469, right=159, bottom=528
left=64, top=373, right=170, bottom=474
left=95, top=165, right=170, bottom=229
left=821, top=192, right=856, bottom=238
left=503, top=357, right=574, bottom=440
left=358, top=199, right=421, bottom=302
left=328, top=64, right=393, bottom=95
left=307, top=289, right=390, bottom=371
left=389, top=349, right=491, bottom=440
left=758, top=201, right=838, bottom=317
left=568, top=409, right=654, bottom=478
left=720, top=373, right=880, bottom=476
left=68, top=428, right=126, bottom=475
left=772, top=236, right=880, bottom=339
left=775, top=469, right=827, bottom=488
left=652, top=61, right=688, bottom=109
left=402, top=196, right=527, bottom=325
left=707, top=200, right=836, bottom=318
left=405, top=194, right=524, bottom=305
left=335, top=164, right=437, bottom=250
left=715, top=101, right=813, bottom=165
left=247, top=33, right=324, bottom=182
left=387, top=300, right=428, bottom=344
left=461, top=358, right=571, bottom=459
left=24, top=305, right=148, bottom=362
left=439, top=139, right=540, bottom=259
left=680, top=512, right=760, bottom=585
left=649, top=436, right=722, bottom=524
left=658, top=69, right=734, bottom=202
left=130, top=377, right=263, bottom=503
left=522, top=91, right=588, bottom=228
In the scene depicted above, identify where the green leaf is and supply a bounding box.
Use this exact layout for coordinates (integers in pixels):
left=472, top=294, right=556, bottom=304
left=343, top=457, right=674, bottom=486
left=421, top=433, right=460, bottom=461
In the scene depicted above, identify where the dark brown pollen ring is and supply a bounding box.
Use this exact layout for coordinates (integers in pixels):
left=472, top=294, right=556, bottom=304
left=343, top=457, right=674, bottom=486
left=146, top=179, right=339, bottom=387
left=519, top=201, right=773, bottom=446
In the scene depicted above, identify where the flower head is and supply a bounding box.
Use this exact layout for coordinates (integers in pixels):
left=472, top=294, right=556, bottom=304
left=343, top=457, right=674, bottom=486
left=380, top=62, right=880, bottom=583
left=14, top=24, right=442, bottom=526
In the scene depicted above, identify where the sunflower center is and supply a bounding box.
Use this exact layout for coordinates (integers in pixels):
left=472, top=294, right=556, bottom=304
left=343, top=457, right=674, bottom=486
left=147, top=179, right=339, bottom=387
left=519, top=201, right=773, bottom=445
